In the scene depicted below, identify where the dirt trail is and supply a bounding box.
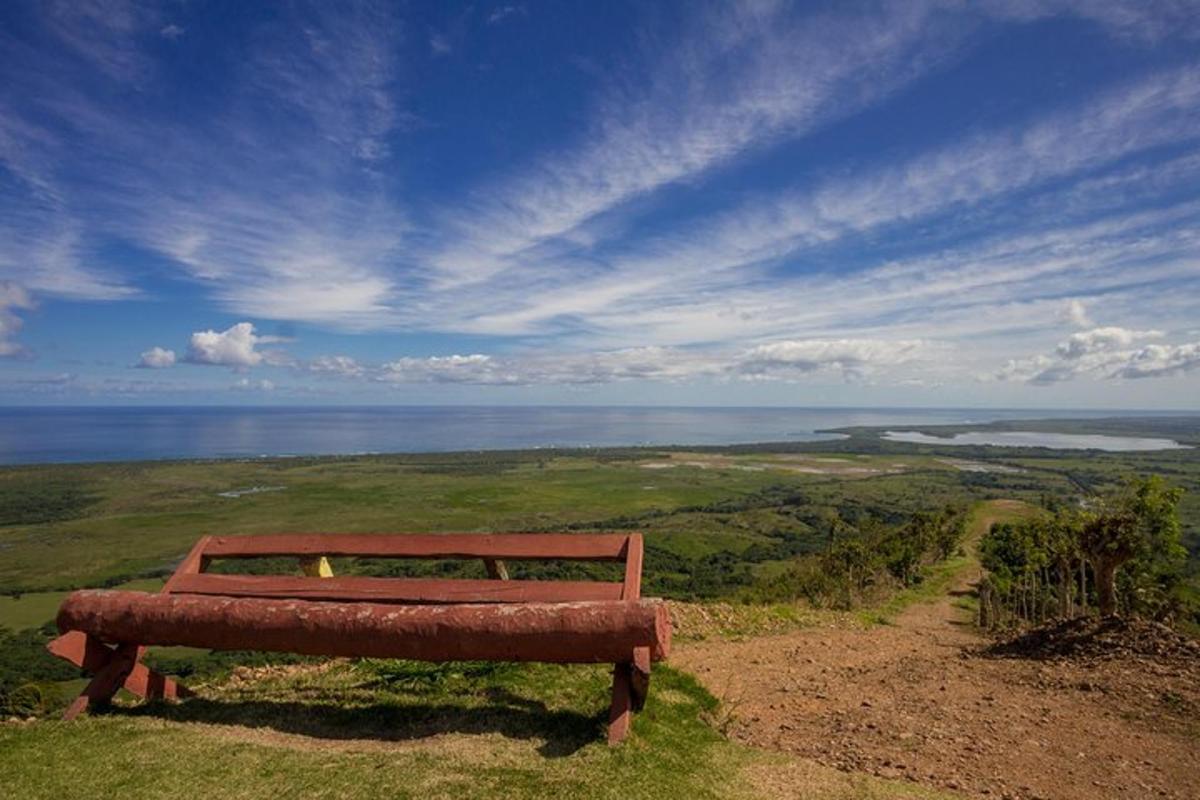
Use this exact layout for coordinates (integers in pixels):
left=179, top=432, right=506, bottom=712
left=676, top=501, right=1200, bottom=800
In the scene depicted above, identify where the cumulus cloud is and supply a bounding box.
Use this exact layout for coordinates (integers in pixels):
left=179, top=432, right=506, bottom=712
left=185, top=322, right=287, bottom=368
left=1054, top=326, right=1160, bottom=359
left=994, top=326, right=1199, bottom=384
left=735, top=339, right=926, bottom=381
left=135, top=346, right=176, bottom=368
left=1112, top=342, right=1200, bottom=379
left=366, top=338, right=928, bottom=386
left=0, top=282, right=35, bottom=357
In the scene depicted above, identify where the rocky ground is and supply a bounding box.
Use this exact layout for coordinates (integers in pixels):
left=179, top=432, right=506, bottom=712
left=676, top=557, right=1200, bottom=799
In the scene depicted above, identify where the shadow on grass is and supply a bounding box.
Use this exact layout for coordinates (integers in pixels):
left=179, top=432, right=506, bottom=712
left=117, top=687, right=602, bottom=758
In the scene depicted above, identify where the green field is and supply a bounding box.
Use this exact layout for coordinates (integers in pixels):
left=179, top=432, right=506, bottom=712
left=1, top=418, right=1198, bottom=799
left=3, top=421, right=1199, bottom=625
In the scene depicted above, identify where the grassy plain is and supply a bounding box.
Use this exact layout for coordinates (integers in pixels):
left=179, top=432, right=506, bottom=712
left=1, top=418, right=1198, bottom=799
left=2, top=422, right=1199, bottom=622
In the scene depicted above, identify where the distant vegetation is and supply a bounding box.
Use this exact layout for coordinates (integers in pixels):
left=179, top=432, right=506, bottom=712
left=2, top=417, right=1199, bottom=715
left=978, top=475, right=1187, bottom=626
left=744, top=503, right=968, bottom=608
left=0, top=477, right=97, bottom=526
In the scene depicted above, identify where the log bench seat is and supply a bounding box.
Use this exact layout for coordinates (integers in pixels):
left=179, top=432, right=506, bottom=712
left=47, top=532, right=670, bottom=744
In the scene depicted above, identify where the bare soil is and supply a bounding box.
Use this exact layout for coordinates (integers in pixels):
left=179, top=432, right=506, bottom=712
left=675, top=514, right=1200, bottom=799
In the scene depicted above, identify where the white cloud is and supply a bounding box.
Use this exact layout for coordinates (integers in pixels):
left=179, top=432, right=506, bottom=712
left=0, top=110, right=137, bottom=302
left=1054, top=327, right=1162, bottom=359
left=415, top=66, right=1200, bottom=348
left=0, top=282, right=35, bottom=357
left=736, top=340, right=927, bottom=381
left=307, top=355, right=365, bottom=378
left=231, top=377, right=275, bottom=392
left=159, top=24, right=184, bottom=40
left=487, top=5, right=524, bottom=25
left=2, top=3, right=404, bottom=326
left=369, top=338, right=930, bottom=386
left=1114, top=342, right=1200, bottom=379
left=1063, top=299, right=1092, bottom=328
left=185, top=322, right=286, bottom=368
left=994, top=325, right=1199, bottom=384
left=135, top=346, right=176, bottom=369
left=985, top=0, right=1200, bottom=42
left=426, top=2, right=972, bottom=287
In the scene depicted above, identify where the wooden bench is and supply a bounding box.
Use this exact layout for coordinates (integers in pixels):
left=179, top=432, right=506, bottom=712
left=47, top=532, right=669, bottom=744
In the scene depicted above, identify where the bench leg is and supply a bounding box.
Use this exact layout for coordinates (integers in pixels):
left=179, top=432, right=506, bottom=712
left=630, top=647, right=651, bottom=712
left=48, top=632, right=191, bottom=720
left=608, top=647, right=653, bottom=744
left=607, top=662, right=633, bottom=745
left=62, top=642, right=140, bottom=721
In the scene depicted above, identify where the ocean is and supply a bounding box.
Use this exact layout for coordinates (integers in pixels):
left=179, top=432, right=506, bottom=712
left=0, top=405, right=1186, bottom=466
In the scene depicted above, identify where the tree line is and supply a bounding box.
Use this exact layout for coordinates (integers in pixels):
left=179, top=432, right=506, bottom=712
left=747, top=503, right=969, bottom=608
left=978, top=475, right=1186, bottom=628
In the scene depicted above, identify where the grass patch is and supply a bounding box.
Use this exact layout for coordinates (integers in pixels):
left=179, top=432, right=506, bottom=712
left=0, top=659, right=956, bottom=800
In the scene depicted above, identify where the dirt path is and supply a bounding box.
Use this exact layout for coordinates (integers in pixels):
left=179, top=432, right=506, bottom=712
left=676, top=501, right=1200, bottom=800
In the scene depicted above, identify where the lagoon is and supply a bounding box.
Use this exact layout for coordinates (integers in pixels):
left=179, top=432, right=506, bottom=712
left=881, top=430, right=1188, bottom=451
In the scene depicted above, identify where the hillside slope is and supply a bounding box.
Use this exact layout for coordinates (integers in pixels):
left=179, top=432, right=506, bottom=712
left=676, top=501, right=1200, bottom=799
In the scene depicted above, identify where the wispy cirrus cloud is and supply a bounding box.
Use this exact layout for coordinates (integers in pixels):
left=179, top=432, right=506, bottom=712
left=424, top=1, right=975, bottom=288
left=985, top=0, right=1200, bottom=42
left=1, top=1, right=406, bottom=326
left=442, top=65, right=1200, bottom=344
left=4, top=2, right=1200, bottom=402
left=0, top=282, right=35, bottom=358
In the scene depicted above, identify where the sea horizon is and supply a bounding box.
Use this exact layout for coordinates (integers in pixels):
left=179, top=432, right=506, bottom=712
left=2, top=404, right=1196, bottom=467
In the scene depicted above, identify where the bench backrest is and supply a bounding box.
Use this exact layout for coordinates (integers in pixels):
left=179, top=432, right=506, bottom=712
left=161, top=532, right=645, bottom=605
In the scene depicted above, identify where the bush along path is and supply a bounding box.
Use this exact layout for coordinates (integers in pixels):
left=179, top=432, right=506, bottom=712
left=674, top=500, right=1200, bottom=800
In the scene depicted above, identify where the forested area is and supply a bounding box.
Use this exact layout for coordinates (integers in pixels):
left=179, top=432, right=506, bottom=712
left=978, top=476, right=1188, bottom=627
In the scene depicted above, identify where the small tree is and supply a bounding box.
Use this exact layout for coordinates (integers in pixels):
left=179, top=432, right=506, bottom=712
left=1078, top=476, right=1184, bottom=617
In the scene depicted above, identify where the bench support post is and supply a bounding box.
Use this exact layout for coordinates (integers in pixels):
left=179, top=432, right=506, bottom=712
left=607, top=662, right=633, bottom=745
left=48, top=631, right=192, bottom=720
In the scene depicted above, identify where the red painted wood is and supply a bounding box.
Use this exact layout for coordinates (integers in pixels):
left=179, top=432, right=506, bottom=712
left=607, top=663, right=633, bottom=745
left=46, top=632, right=192, bottom=701
left=168, top=574, right=623, bottom=604
left=163, top=535, right=213, bottom=593
left=47, top=630, right=112, bottom=673
left=52, top=529, right=665, bottom=736
left=621, top=534, right=644, bottom=600
left=61, top=642, right=140, bottom=721
left=200, top=532, right=629, bottom=561
left=58, top=590, right=672, bottom=664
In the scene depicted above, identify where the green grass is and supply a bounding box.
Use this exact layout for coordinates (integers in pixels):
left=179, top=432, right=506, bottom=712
left=0, top=660, right=956, bottom=800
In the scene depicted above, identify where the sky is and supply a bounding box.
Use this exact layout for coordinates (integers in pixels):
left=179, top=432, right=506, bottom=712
left=1, top=0, right=1199, bottom=408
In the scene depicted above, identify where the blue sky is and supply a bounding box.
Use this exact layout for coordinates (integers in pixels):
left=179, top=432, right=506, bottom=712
left=1, top=1, right=1199, bottom=408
